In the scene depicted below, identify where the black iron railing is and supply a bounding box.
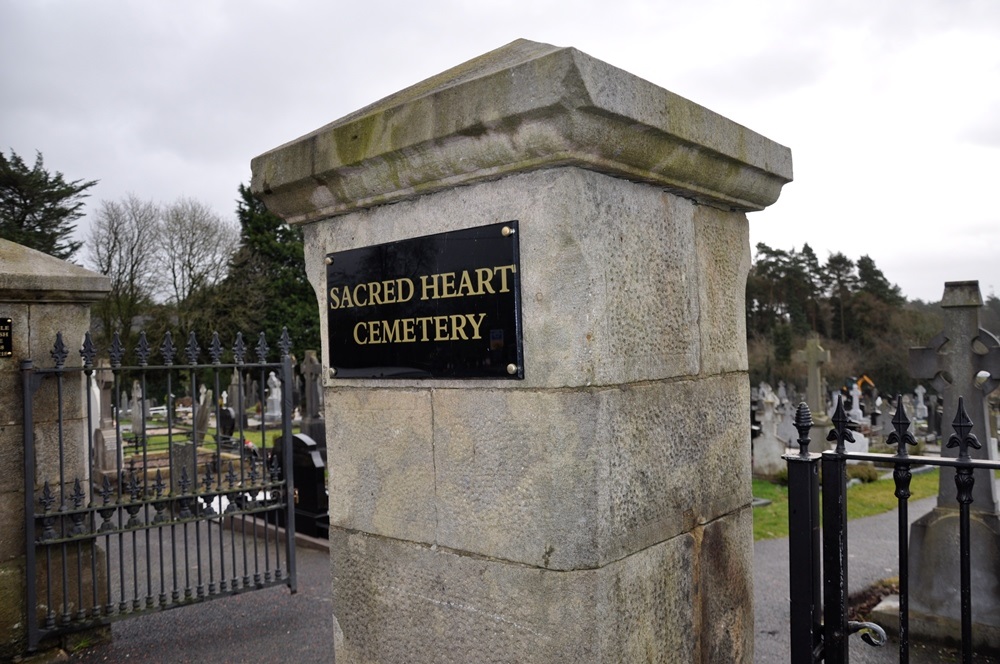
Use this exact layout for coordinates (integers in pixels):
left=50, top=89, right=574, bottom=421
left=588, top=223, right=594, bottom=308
left=787, top=395, right=1000, bottom=663
left=22, top=329, right=297, bottom=652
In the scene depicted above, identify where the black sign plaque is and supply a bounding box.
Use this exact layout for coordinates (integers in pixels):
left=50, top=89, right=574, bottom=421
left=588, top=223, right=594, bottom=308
left=0, top=318, right=11, bottom=358
left=326, top=221, right=523, bottom=379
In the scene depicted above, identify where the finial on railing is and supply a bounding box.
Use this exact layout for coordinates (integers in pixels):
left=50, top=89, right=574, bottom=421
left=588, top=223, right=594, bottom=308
left=826, top=395, right=855, bottom=454
left=794, top=402, right=813, bottom=457
left=887, top=394, right=916, bottom=457
left=80, top=332, right=96, bottom=370
left=50, top=332, right=68, bottom=370
left=233, top=332, right=246, bottom=365
left=947, top=396, right=981, bottom=462
left=185, top=331, right=200, bottom=366
left=160, top=331, right=176, bottom=366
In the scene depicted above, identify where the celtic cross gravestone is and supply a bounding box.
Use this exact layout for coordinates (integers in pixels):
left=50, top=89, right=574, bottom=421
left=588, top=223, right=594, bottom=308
left=905, top=280, right=1000, bottom=647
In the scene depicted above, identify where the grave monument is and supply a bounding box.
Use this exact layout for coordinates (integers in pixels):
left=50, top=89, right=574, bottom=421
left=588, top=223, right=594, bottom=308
left=794, top=334, right=832, bottom=444
left=251, top=39, right=791, bottom=662
left=905, top=281, right=1000, bottom=648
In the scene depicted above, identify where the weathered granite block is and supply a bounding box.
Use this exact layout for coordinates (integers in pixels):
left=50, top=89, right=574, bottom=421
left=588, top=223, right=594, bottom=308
left=326, top=388, right=436, bottom=543
left=434, top=374, right=750, bottom=569
left=330, top=526, right=697, bottom=664
left=0, top=491, right=24, bottom=563
left=694, top=204, right=751, bottom=376
left=0, top=560, right=26, bottom=661
left=306, top=167, right=702, bottom=390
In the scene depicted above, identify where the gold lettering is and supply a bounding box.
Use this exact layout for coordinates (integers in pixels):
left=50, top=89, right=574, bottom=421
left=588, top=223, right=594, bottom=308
left=495, top=264, right=516, bottom=293
left=398, top=278, right=414, bottom=303
left=434, top=316, right=450, bottom=340
left=401, top=317, right=416, bottom=342
left=353, top=322, right=368, bottom=345
left=329, top=287, right=341, bottom=309
left=415, top=316, right=433, bottom=341
left=456, top=270, right=478, bottom=297
left=368, top=281, right=383, bottom=305
left=419, top=274, right=437, bottom=301
left=466, top=313, right=486, bottom=339
left=439, top=272, right=456, bottom=298
left=353, top=283, right=368, bottom=307
left=476, top=268, right=495, bottom=294
left=450, top=314, right=468, bottom=340
left=340, top=285, right=355, bottom=308
left=380, top=279, right=393, bottom=304
left=380, top=318, right=400, bottom=343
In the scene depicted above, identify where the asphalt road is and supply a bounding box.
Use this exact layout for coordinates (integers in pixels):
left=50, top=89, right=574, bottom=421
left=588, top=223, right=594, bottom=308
left=62, top=489, right=999, bottom=663
left=68, top=542, right=334, bottom=664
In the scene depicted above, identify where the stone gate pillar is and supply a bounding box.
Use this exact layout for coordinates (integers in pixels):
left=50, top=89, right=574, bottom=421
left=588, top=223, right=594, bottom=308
left=252, top=39, right=792, bottom=662
left=0, top=239, right=110, bottom=659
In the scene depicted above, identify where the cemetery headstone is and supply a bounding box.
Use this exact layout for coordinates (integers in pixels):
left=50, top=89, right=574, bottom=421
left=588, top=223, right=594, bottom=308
left=914, top=384, right=928, bottom=419
left=794, top=334, right=832, bottom=444
left=906, top=280, right=1000, bottom=645
left=752, top=386, right=785, bottom=477
left=193, top=389, right=213, bottom=445
left=131, top=380, right=146, bottom=422
left=265, top=371, right=282, bottom=422
left=228, top=368, right=249, bottom=428
left=848, top=383, right=864, bottom=424
left=776, top=403, right=797, bottom=446
left=300, top=350, right=326, bottom=452
left=270, top=433, right=329, bottom=538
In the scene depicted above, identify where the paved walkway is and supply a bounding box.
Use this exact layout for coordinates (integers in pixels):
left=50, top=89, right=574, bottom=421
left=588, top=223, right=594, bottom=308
left=755, top=488, right=1000, bottom=664
left=63, top=489, right=998, bottom=663
left=67, top=538, right=335, bottom=664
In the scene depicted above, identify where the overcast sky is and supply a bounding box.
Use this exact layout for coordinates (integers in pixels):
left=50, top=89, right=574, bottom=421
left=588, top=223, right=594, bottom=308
left=3, top=0, right=998, bottom=303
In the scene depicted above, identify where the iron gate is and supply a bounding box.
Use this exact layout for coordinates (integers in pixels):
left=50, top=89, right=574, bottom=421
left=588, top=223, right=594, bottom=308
left=21, top=328, right=297, bottom=652
left=786, top=395, right=1000, bottom=663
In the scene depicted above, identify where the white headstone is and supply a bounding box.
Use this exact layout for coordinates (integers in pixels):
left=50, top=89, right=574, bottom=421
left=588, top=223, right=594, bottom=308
left=266, top=371, right=282, bottom=421
left=914, top=384, right=928, bottom=419
left=848, top=383, right=864, bottom=423
left=752, top=388, right=785, bottom=477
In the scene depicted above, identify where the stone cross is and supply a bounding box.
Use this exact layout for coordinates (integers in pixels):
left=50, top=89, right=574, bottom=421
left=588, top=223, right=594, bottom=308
left=848, top=383, right=863, bottom=424
left=910, top=281, right=1000, bottom=511
left=794, top=335, right=831, bottom=423
left=301, top=350, right=324, bottom=419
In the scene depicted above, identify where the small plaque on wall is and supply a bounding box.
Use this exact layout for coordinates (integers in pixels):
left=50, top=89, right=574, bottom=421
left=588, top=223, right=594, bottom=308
left=326, top=221, right=524, bottom=379
left=0, top=318, right=11, bottom=358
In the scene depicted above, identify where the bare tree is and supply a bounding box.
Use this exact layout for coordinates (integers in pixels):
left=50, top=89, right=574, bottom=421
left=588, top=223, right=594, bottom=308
left=87, top=194, right=160, bottom=346
left=158, top=198, right=238, bottom=333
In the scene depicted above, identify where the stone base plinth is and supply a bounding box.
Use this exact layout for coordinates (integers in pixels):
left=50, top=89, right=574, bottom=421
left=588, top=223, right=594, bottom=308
left=331, top=507, right=752, bottom=664
left=902, top=507, right=1000, bottom=651
left=872, top=594, right=1000, bottom=656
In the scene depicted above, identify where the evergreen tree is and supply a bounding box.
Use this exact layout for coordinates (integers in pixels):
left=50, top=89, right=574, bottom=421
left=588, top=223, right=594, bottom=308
left=856, top=255, right=903, bottom=305
left=225, top=184, right=320, bottom=359
left=0, top=149, right=97, bottom=260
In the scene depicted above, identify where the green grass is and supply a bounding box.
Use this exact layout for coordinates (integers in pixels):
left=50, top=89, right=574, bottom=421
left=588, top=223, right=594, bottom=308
left=752, top=468, right=941, bottom=541
left=124, top=423, right=300, bottom=455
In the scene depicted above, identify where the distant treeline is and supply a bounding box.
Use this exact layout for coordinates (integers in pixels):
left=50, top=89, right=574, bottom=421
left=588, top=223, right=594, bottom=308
left=746, top=243, right=1000, bottom=397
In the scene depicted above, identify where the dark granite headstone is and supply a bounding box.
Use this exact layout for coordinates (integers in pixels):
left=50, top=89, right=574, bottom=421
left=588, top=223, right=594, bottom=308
left=271, top=433, right=328, bottom=538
